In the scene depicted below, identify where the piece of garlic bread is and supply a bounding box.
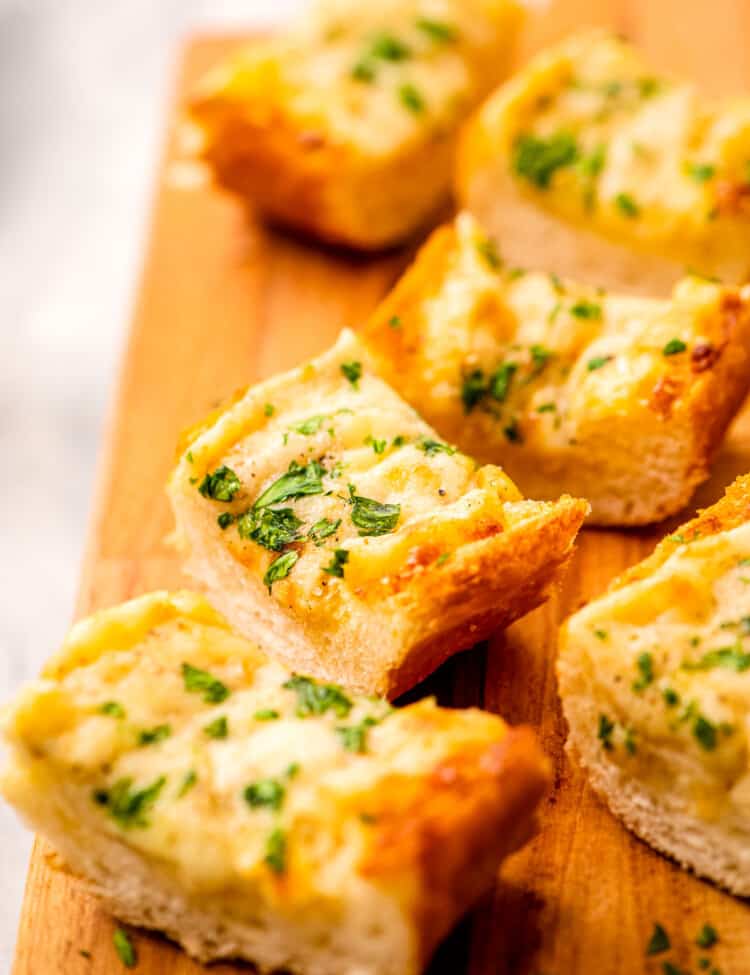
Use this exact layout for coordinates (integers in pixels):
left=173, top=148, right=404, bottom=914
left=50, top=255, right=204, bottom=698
left=558, top=476, right=750, bottom=895
left=1, top=590, right=550, bottom=973
left=457, top=29, right=750, bottom=296
left=362, top=213, right=750, bottom=526
left=168, top=330, right=587, bottom=698
left=190, top=0, right=523, bottom=250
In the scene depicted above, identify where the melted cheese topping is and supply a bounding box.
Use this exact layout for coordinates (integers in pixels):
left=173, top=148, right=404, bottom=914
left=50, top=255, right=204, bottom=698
left=473, top=29, right=750, bottom=272
left=565, top=524, right=750, bottom=820
left=2, top=591, right=507, bottom=904
left=196, top=0, right=520, bottom=155
left=173, top=330, right=529, bottom=617
left=367, top=212, right=735, bottom=457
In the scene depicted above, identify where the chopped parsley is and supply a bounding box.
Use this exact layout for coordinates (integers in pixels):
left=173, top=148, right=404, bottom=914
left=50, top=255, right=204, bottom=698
left=693, top=715, right=718, bottom=751
left=264, top=403, right=275, bottom=417
left=244, top=778, right=286, bottom=812
left=254, top=459, right=326, bottom=508
left=687, top=162, right=716, bottom=183
left=370, top=33, right=410, bottom=61
left=198, top=465, right=241, bottom=502
left=529, top=344, right=554, bottom=377
left=503, top=418, right=523, bottom=443
left=365, top=435, right=387, bottom=454
left=336, top=716, right=378, bottom=754
left=388, top=315, right=401, bottom=329
left=476, top=236, right=502, bottom=270
left=264, top=828, right=287, bottom=874
left=308, top=517, right=341, bottom=545
left=490, top=362, right=517, bottom=401
left=340, top=360, right=362, bottom=387
left=217, top=512, right=234, bottom=530
left=178, top=770, right=197, bottom=797
left=99, top=701, right=126, bottom=719
left=570, top=300, right=602, bottom=319
left=418, top=438, right=456, bottom=456
left=323, top=548, right=349, bottom=578
left=461, top=368, right=488, bottom=412
left=237, top=506, right=302, bottom=551
left=113, top=928, right=137, bottom=968
left=182, top=662, right=230, bottom=703
left=632, top=652, right=654, bottom=692
left=204, top=715, right=228, bottom=739
left=662, top=338, right=687, bottom=356
left=93, top=776, right=166, bottom=829
left=696, top=924, right=718, bottom=948
left=290, top=414, right=325, bottom=436
left=512, top=131, right=579, bottom=188
left=138, top=724, right=171, bottom=747
left=598, top=713, right=615, bottom=750
left=646, top=923, right=671, bottom=955
left=594, top=629, right=608, bottom=641
left=398, top=83, right=425, bottom=114
left=537, top=402, right=556, bottom=413
left=683, top=645, right=750, bottom=672
left=614, top=192, right=640, bottom=218
left=351, top=59, right=376, bottom=83
left=254, top=708, right=280, bottom=721
left=348, top=486, right=400, bottom=536
left=283, top=674, right=352, bottom=718
left=662, top=687, right=680, bottom=707
left=587, top=355, right=612, bottom=371
left=263, top=550, right=299, bottom=590
left=416, top=17, right=457, bottom=43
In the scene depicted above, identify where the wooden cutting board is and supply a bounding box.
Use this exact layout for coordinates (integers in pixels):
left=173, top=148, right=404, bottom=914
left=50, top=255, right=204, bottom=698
left=12, top=2, right=750, bottom=972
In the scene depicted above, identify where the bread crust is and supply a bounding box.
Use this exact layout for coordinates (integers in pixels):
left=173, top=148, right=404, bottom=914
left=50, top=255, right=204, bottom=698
left=558, top=476, right=750, bottom=894
left=457, top=29, right=750, bottom=295
left=1, top=591, right=550, bottom=972
left=362, top=213, right=750, bottom=525
left=168, top=329, right=587, bottom=698
left=190, top=0, right=523, bottom=250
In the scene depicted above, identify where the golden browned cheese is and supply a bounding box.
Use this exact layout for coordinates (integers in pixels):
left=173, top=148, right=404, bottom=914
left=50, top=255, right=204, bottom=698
left=363, top=212, right=750, bottom=525
left=1, top=590, right=550, bottom=972
left=190, top=0, right=523, bottom=249
left=558, top=476, right=750, bottom=895
left=458, top=29, right=750, bottom=293
left=168, top=329, right=587, bottom=698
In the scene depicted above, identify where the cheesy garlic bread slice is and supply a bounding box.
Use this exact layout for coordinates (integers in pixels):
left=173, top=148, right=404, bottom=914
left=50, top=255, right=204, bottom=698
left=558, top=476, right=750, bottom=895
left=190, top=0, right=523, bottom=250
left=363, top=213, right=750, bottom=526
left=457, top=29, right=750, bottom=296
left=1, top=590, right=550, bottom=973
left=168, top=330, right=587, bottom=698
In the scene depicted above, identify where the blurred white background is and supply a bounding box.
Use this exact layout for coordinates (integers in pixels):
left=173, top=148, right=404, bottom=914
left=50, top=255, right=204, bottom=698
left=0, top=0, right=307, bottom=966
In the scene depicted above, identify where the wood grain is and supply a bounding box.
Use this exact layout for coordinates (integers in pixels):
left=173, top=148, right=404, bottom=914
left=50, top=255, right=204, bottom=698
left=12, top=7, right=750, bottom=974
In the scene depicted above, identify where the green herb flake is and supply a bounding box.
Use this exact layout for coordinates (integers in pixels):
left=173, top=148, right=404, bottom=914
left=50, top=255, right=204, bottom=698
left=283, top=674, right=352, bottom=718
left=263, top=550, right=299, bottom=590
left=614, top=192, right=640, bottom=218
left=244, top=778, right=286, bottom=812
left=513, top=131, right=579, bottom=189
left=490, top=362, right=517, bottom=401
left=204, top=715, right=228, bottom=739
left=398, top=83, right=425, bottom=114
left=594, top=629, right=608, bottom=641
left=693, top=715, right=718, bottom=751
left=186, top=451, right=194, bottom=463
left=99, top=701, right=126, bottom=719
left=662, top=963, right=688, bottom=975
left=366, top=435, right=387, bottom=454
left=415, top=17, right=457, bottom=43
left=264, top=403, right=275, bottom=417
left=237, top=506, right=302, bottom=552
left=336, top=716, right=378, bottom=754
left=323, top=548, right=349, bottom=578
left=290, top=414, right=326, bottom=436
left=529, top=344, right=554, bottom=375
left=178, top=770, right=197, bottom=798
left=351, top=59, right=376, bottom=83
left=698, top=958, right=711, bottom=970
left=254, top=459, right=326, bottom=508
left=662, top=687, right=680, bottom=707
left=662, top=338, right=688, bottom=356
left=217, top=511, right=234, bottom=530
left=503, top=418, right=523, bottom=444
left=646, top=922, right=671, bottom=955
left=348, top=486, right=401, bottom=536
left=138, top=724, right=171, bottom=747
left=388, top=315, right=402, bottom=329
left=93, top=775, right=166, bottom=829
left=570, top=300, right=602, bottom=320
left=264, top=828, right=287, bottom=874
left=182, top=662, right=230, bottom=703
left=418, top=438, right=456, bottom=456
left=436, top=552, right=451, bottom=566
left=476, top=237, right=502, bottom=270
left=624, top=727, right=637, bottom=755
left=198, top=465, right=242, bottom=502
left=113, top=928, right=137, bottom=968
left=632, top=652, right=654, bottom=692
left=461, top=368, right=488, bottom=412
left=308, top=517, right=341, bottom=545
left=254, top=708, right=280, bottom=721
left=340, top=360, right=363, bottom=387
left=683, top=645, right=750, bottom=672
left=587, top=355, right=612, bottom=371
left=537, top=402, right=557, bottom=413
left=696, top=923, right=718, bottom=949
left=598, top=713, right=615, bottom=750
left=687, top=162, right=716, bottom=183
left=370, top=33, right=410, bottom=61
